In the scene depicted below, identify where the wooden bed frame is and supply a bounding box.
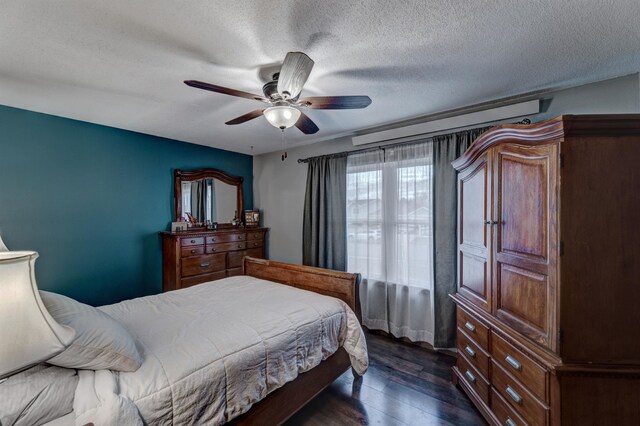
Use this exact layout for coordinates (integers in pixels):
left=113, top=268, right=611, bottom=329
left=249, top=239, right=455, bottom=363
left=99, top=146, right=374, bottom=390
left=230, top=257, right=362, bottom=425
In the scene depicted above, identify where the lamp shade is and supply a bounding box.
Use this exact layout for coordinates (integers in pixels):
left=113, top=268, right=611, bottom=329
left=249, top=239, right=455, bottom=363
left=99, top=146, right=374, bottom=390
left=264, top=106, right=301, bottom=129
left=0, top=251, right=75, bottom=379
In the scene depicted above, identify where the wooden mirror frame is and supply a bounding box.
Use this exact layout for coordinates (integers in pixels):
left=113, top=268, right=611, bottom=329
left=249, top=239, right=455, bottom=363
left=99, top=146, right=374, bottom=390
left=174, top=168, right=244, bottom=224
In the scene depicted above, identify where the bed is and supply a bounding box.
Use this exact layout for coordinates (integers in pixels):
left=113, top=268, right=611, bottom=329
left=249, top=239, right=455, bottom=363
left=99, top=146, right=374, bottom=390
left=0, top=253, right=368, bottom=426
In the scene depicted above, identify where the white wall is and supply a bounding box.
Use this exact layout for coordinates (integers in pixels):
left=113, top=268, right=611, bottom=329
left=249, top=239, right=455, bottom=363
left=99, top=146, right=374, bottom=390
left=254, top=74, right=640, bottom=264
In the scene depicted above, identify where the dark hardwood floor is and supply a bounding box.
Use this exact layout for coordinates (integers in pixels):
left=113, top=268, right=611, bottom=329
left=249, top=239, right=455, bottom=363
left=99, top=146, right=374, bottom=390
left=285, top=331, right=486, bottom=426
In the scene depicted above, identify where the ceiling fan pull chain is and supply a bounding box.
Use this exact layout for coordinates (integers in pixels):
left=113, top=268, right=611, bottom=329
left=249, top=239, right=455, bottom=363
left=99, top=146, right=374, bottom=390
left=281, top=129, right=287, bottom=161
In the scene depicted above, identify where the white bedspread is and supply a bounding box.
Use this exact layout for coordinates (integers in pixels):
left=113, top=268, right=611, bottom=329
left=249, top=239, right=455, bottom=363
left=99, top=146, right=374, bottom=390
left=73, top=276, right=368, bottom=425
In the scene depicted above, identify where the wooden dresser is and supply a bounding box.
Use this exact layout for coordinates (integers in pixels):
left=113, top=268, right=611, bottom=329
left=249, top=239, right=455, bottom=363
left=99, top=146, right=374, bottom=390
left=451, top=115, right=640, bottom=425
left=161, top=227, right=268, bottom=292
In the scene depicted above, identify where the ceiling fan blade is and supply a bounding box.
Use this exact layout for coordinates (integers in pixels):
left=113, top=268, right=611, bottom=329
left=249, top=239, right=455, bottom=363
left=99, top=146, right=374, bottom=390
left=298, top=95, right=372, bottom=109
left=184, top=80, right=270, bottom=103
left=225, top=109, right=265, bottom=125
left=295, top=112, right=319, bottom=134
left=277, top=52, right=314, bottom=99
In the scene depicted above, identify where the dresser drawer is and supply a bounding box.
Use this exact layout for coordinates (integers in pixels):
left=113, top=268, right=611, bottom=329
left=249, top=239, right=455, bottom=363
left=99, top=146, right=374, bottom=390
left=246, top=248, right=263, bottom=258
left=181, top=270, right=226, bottom=287
left=227, top=267, right=243, bottom=277
left=491, top=387, right=528, bottom=426
left=457, top=328, right=490, bottom=378
left=206, top=233, right=245, bottom=244
left=456, top=352, right=490, bottom=404
left=246, top=231, right=264, bottom=241
left=181, top=245, right=204, bottom=258
left=181, top=237, right=205, bottom=247
left=246, top=239, right=263, bottom=249
left=492, top=360, right=548, bottom=426
left=492, top=333, right=547, bottom=402
left=206, top=242, right=246, bottom=254
left=181, top=254, right=226, bottom=277
left=456, top=307, right=489, bottom=351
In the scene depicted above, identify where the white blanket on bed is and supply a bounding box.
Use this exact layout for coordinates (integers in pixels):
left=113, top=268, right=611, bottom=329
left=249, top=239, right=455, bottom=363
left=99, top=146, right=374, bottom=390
left=73, top=276, right=368, bottom=425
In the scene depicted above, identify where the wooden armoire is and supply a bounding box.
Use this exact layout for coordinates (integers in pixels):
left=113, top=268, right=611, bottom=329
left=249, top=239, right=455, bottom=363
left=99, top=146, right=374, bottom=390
left=451, top=115, right=640, bottom=425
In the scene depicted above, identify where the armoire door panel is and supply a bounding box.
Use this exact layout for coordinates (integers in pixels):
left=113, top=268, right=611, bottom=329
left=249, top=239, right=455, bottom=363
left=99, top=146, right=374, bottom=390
left=496, top=264, right=549, bottom=339
left=493, top=143, right=558, bottom=351
left=459, top=252, right=489, bottom=308
left=497, top=152, right=548, bottom=262
left=461, top=164, right=489, bottom=249
left=458, top=153, right=492, bottom=312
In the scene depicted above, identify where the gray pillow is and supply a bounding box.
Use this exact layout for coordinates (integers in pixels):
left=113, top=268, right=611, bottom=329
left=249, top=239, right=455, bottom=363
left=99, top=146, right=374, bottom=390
left=0, top=364, right=77, bottom=426
left=40, top=291, right=143, bottom=372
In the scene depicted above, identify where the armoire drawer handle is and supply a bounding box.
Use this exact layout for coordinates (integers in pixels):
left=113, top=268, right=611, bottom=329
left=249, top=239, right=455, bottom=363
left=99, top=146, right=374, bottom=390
left=211, top=237, right=216, bottom=242
left=506, top=418, right=517, bottom=426
left=238, top=244, right=243, bottom=248
left=464, top=370, right=476, bottom=383
left=211, top=248, right=216, bottom=252
left=464, top=321, right=475, bottom=332
left=190, top=250, right=197, bottom=254
left=506, top=386, right=522, bottom=405
left=200, top=262, right=210, bottom=267
left=190, top=239, right=196, bottom=243
left=483, top=220, right=499, bottom=225
left=505, top=355, right=522, bottom=371
left=464, top=346, right=476, bottom=358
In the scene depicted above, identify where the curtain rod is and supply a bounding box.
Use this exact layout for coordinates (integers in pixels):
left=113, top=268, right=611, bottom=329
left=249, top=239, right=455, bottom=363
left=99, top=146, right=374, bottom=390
left=297, top=118, right=531, bottom=164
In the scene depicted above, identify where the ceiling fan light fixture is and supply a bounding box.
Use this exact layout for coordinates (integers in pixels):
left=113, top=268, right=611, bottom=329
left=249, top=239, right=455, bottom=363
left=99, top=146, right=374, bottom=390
left=264, top=105, right=301, bottom=130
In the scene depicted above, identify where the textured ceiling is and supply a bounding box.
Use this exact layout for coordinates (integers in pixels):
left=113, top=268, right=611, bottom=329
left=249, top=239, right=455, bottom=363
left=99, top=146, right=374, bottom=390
left=1, top=1, right=640, bottom=154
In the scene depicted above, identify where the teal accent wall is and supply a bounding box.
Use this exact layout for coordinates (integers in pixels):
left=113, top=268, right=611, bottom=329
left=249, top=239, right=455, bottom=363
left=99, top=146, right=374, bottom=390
left=0, top=105, right=253, bottom=306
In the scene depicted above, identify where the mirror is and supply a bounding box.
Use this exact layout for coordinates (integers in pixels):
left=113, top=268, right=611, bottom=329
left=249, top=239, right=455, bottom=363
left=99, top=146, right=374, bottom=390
left=174, top=169, right=244, bottom=225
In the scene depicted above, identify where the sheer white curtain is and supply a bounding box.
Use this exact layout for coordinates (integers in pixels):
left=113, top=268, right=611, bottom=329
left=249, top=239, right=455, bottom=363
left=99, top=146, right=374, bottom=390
left=347, top=141, right=434, bottom=343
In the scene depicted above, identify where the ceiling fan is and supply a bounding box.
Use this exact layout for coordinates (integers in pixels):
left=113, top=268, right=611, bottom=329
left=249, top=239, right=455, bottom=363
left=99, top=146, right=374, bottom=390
left=184, top=52, right=372, bottom=135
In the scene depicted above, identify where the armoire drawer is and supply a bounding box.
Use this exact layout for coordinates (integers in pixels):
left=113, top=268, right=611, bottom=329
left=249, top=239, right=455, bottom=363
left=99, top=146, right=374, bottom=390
left=492, top=360, right=548, bottom=426
left=456, top=353, right=490, bottom=404
left=457, top=328, right=490, bottom=378
left=456, top=307, right=489, bottom=351
left=492, top=332, right=547, bottom=402
left=181, top=254, right=226, bottom=277
left=491, top=387, right=528, bottom=426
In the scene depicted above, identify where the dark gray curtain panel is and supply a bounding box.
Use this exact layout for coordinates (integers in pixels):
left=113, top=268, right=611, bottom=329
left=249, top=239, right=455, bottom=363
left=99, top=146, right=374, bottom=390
left=302, top=155, right=348, bottom=271
left=432, top=126, right=492, bottom=348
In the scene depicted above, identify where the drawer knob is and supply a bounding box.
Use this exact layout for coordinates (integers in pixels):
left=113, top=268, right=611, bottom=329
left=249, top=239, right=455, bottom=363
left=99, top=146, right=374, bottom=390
left=464, top=346, right=476, bottom=358
left=200, top=262, right=210, bottom=267
left=506, top=386, right=523, bottom=405
left=464, top=321, right=475, bottom=332
left=506, top=418, right=517, bottom=426
left=238, top=244, right=243, bottom=248
left=191, top=250, right=196, bottom=254
left=212, top=238, right=216, bottom=242
left=190, top=239, right=196, bottom=243
left=211, top=248, right=216, bottom=252
left=505, top=354, right=522, bottom=371
left=464, top=370, right=476, bottom=384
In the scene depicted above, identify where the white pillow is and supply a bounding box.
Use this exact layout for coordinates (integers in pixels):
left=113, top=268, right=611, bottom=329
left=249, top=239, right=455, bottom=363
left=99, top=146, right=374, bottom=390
left=0, top=363, right=77, bottom=426
left=40, top=291, right=143, bottom=372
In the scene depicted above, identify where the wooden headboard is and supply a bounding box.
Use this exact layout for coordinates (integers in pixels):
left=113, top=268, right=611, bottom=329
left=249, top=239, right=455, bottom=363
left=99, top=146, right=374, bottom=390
left=243, top=257, right=361, bottom=323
